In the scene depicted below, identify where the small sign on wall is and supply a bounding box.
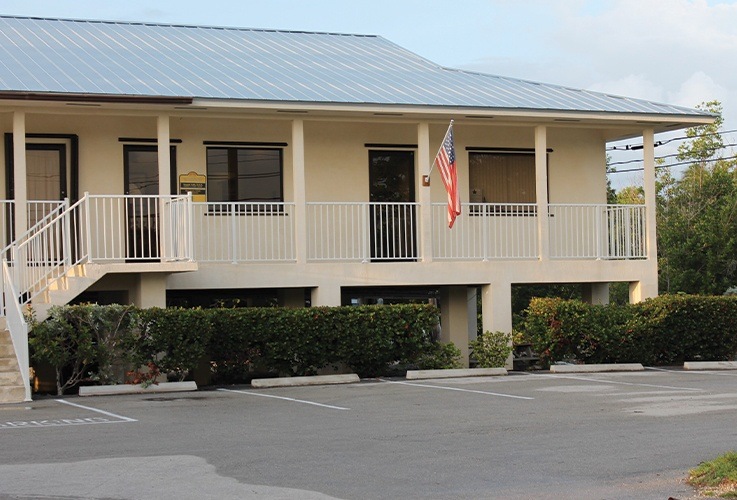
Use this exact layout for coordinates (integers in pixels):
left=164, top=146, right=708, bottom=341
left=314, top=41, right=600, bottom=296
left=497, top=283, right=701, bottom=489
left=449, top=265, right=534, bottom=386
left=179, top=171, right=207, bottom=202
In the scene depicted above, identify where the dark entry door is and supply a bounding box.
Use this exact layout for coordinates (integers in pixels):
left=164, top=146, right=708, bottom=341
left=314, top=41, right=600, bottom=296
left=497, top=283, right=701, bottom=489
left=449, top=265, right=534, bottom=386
left=26, top=143, right=67, bottom=227
left=368, top=150, right=417, bottom=261
left=123, top=145, right=175, bottom=260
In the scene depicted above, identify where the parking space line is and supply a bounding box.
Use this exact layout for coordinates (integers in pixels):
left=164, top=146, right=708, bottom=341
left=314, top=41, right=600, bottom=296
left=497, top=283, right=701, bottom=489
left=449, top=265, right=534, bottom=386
left=217, top=388, right=350, bottom=411
left=57, top=399, right=138, bottom=422
left=522, top=372, right=702, bottom=392
left=646, top=366, right=737, bottom=377
left=381, top=380, right=534, bottom=400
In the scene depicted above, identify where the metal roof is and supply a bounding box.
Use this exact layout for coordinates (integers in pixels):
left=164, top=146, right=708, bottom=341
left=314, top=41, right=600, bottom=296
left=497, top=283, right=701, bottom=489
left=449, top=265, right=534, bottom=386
left=0, top=15, right=709, bottom=117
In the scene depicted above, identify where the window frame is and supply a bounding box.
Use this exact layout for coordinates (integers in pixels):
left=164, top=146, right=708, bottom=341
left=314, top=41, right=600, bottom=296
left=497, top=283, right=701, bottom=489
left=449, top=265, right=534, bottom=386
left=467, top=150, right=550, bottom=216
left=205, top=145, right=285, bottom=215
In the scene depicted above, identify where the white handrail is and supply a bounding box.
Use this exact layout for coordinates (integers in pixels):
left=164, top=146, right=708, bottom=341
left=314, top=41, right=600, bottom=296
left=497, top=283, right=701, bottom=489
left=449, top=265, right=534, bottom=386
left=2, top=260, right=30, bottom=401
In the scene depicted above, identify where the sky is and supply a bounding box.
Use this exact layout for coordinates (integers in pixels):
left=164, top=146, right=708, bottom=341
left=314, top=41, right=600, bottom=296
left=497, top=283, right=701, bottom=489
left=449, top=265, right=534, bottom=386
left=0, top=0, right=735, bottom=189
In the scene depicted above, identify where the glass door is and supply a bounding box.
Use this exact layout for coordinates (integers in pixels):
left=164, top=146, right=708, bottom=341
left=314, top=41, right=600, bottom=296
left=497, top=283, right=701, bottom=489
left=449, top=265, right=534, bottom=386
left=368, top=150, right=417, bottom=261
left=124, top=146, right=162, bottom=260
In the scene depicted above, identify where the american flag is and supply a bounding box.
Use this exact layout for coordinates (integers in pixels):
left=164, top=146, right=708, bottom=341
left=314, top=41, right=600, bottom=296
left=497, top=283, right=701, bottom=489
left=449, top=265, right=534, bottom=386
left=435, top=122, right=461, bottom=228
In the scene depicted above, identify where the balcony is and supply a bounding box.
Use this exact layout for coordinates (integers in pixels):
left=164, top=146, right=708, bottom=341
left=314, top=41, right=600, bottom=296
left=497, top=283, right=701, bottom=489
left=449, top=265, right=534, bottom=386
left=1, top=198, right=647, bottom=272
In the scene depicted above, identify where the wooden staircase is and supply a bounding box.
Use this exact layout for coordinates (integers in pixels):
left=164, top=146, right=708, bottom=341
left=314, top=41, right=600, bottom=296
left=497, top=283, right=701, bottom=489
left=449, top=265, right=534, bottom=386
left=0, top=328, right=26, bottom=403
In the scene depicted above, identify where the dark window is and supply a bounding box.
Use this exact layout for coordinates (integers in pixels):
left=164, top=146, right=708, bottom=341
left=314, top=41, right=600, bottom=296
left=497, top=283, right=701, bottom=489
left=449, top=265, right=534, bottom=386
left=206, top=147, right=283, bottom=203
left=469, top=152, right=536, bottom=204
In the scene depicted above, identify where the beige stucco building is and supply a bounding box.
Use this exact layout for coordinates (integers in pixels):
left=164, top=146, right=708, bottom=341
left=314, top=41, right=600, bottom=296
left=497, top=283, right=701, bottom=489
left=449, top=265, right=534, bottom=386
left=0, top=16, right=714, bottom=402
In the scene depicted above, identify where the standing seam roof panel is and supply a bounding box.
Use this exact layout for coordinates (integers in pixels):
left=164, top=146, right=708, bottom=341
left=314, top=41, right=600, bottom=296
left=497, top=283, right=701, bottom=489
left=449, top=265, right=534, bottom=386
left=0, top=16, right=712, bottom=117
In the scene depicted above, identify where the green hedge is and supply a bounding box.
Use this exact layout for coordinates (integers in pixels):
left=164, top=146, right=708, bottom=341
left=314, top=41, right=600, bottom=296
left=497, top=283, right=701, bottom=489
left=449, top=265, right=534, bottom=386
left=524, top=295, right=737, bottom=366
left=30, top=303, right=442, bottom=392
left=207, top=304, right=441, bottom=379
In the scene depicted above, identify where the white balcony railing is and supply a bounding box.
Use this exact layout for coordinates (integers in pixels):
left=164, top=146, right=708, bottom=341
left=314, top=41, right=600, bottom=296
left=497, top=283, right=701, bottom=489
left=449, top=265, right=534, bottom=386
left=549, top=204, right=646, bottom=260
left=432, top=203, right=539, bottom=260
left=191, top=202, right=295, bottom=263
left=307, top=202, right=418, bottom=261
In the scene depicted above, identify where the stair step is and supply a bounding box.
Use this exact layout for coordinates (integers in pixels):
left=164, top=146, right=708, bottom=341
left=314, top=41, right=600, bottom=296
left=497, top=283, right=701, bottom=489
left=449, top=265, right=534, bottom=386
left=0, top=385, right=26, bottom=404
left=0, top=342, right=14, bottom=357
left=0, top=371, right=23, bottom=386
left=0, top=357, right=20, bottom=371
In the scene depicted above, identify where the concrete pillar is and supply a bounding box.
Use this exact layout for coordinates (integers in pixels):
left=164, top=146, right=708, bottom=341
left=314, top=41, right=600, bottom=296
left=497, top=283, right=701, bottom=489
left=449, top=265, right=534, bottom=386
left=629, top=280, right=657, bottom=304
left=440, top=286, right=471, bottom=367
left=292, top=119, right=307, bottom=264
left=157, top=115, right=171, bottom=196
left=582, top=282, right=610, bottom=305
left=481, top=282, right=513, bottom=369
left=535, top=126, right=549, bottom=260
left=13, top=111, right=27, bottom=238
left=311, top=285, right=341, bottom=307
left=467, top=287, right=479, bottom=342
left=417, top=122, right=433, bottom=263
left=279, top=288, right=305, bottom=308
left=132, top=274, right=168, bottom=309
left=642, top=128, right=657, bottom=264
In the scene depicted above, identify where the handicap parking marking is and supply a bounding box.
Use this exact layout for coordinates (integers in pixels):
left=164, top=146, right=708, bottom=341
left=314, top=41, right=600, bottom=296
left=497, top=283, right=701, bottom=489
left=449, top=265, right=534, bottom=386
left=381, top=379, right=534, bottom=400
left=0, top=399, right=137, bottom=430
left=217, top=388, right=351, bottom=411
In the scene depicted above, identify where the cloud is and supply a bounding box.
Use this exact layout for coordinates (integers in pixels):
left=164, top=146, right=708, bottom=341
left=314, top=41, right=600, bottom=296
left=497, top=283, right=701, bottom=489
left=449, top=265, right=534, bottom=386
left=587, top=75, right=665, bottom=103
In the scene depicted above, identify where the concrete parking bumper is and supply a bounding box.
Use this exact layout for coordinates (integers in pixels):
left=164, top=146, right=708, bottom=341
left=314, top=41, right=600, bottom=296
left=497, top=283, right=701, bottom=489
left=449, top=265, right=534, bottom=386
left=549, top=363, right=644, bottom=373
left=251, top=374, right=360, bottom=388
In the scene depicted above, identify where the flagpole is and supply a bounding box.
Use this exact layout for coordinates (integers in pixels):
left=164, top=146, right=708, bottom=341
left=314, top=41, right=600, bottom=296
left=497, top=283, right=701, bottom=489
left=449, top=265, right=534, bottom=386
left=425, top=120, right=454, bottom=181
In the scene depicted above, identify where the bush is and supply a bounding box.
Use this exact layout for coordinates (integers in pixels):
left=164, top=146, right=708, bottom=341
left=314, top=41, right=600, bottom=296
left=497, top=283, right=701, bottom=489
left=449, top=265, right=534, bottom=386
left=469, top=331, right=513, bottom=368
left=206, top=304, right=441, bottom=378
left=522, top=295, right=737, bottom=366
left=414, top=342, right=462, bottom=370
left=29, top=304, right=139, bottom=395
left=136, top=307, right=213, bottom=381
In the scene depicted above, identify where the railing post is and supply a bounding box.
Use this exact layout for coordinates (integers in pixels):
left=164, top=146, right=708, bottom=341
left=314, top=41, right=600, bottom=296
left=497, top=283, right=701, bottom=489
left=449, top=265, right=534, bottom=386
left=231, top=202, right=237, bottom=264
left=62, top=198, right=72, bottom=269
left=84, top=193, right=92, bottom=262
left=595, top=205, right=603, bottom=260
left=362, top=203, right=370, bottom=263
left=187, top=193, right=194, bottom=262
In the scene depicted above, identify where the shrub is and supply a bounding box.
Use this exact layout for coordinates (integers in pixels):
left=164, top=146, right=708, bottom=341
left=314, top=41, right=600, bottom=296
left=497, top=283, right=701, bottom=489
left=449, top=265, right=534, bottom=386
left=469, top=331, right=513, bottom=368
left=135, top=307, right=213, bottom=381
left=29, top=304, right=139, bottom=395
left=414, top=342, right=463, bottom=370
left=522, top=295, right=737, bottom=366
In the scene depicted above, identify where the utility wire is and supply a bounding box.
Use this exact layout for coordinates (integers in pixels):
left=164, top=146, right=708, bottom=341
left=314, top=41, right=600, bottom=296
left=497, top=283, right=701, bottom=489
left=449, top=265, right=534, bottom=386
left=606, top=128, right=737, bottom=151
left=608, top=142, right=737, bottom=167
left=608, top=153, right=737, bottom=174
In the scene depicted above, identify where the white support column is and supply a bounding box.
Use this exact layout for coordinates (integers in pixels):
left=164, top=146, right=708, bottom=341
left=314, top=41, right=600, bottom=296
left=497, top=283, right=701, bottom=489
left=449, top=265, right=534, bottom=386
left=642, top=128, right=657, bottom=263
left=292, top=119, right=307, bottom=264
left=311, top=285, right=341, bottom=307
left=630, top=127, right=659, bottom=303
left=417, top=122, right=433, bottom=262
left=132, top=274, right=167, bottom=309
left=440, top=286, right=471, bottom=367
left=535, top=126, right=549, bottom=260
left=157, top=114, right=171, bottom=196
left=481, top=282, right=513, bottom=369
left=13, top=111, right=27, bottom=238
left=582, top=282, right=610, bottom=305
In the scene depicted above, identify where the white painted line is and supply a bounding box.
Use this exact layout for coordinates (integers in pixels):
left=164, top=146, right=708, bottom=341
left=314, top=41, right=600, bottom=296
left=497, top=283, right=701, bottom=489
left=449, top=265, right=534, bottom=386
left=646, top=366, right=737, bottom=378
left=523, top=372, right=702, bottom=392
left=217, top=388, right=350, bottom=411
left=57, top=399, right=138, bottom=422
left=382, top=380, right=534, bottom=400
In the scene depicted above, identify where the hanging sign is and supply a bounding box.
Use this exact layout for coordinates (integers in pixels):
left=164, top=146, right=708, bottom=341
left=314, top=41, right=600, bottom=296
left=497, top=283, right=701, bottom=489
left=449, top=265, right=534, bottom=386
left=179, top=171, right=207, bottom=202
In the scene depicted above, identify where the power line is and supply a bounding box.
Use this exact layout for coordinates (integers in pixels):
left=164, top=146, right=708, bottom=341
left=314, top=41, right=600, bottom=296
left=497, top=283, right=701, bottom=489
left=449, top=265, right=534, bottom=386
left=608, top=142, right=737, bottom=167
left=608, top=154, right=737, bottom=174
left=606, top=128, right=737, bottom=151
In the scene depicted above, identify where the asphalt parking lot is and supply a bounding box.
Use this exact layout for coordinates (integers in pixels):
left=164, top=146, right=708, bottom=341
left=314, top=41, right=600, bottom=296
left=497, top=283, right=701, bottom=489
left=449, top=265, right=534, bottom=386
left=1, top=368, right=736, bottom=499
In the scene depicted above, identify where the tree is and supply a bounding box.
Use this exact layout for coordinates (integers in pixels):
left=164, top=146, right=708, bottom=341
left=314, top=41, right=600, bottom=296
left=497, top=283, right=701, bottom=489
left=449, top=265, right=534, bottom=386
left=657, top=100, right=737, bottom=294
